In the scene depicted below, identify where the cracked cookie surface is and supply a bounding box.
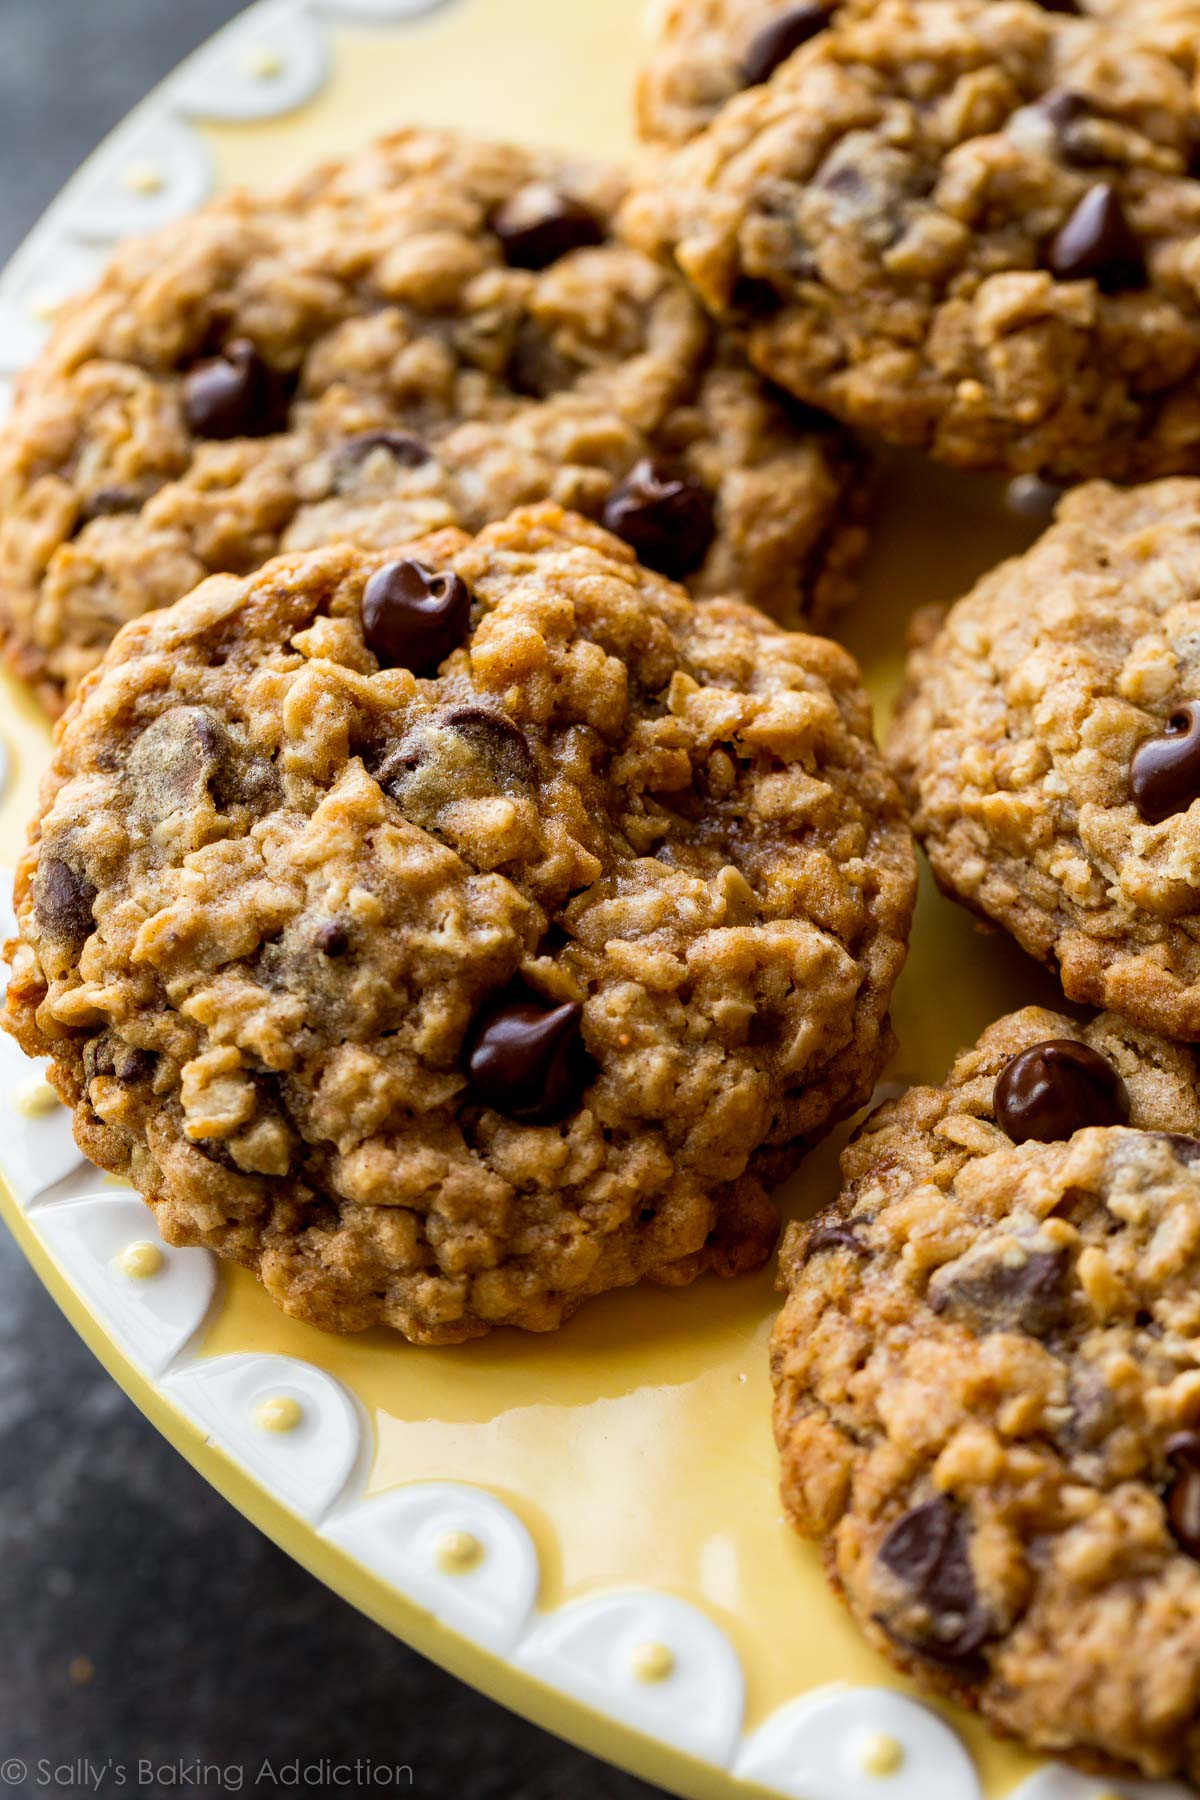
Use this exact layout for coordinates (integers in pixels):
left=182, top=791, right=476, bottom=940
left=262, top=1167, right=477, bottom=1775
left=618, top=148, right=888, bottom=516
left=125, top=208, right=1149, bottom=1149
left=891, top=478, right=1200, bottom=1041
left=0, top=127, right=868, bottom=713
left=624, top=0, right=1200, bottom=478
left=773, top=1004, right=1200, bottom=1781
left=3, top=505, right=915, bottom=1343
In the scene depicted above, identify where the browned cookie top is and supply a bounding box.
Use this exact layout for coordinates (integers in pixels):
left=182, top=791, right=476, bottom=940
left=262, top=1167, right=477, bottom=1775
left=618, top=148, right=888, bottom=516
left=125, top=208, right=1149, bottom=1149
left=891, top=478, right=1200, bottom=1041
left=624, top=0, right=1200, bottom=479
left=4, top=505, right=915, bottom=1343
left=0, top=127, right=868, bottom=713
left=773, top=1004, right=1200, bottom=1780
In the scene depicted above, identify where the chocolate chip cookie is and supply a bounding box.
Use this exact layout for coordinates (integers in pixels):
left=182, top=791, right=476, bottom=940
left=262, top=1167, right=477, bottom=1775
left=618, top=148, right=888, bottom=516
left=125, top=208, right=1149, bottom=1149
left=624, top=0, right=1200, bottom=479
left=772, top=1004, right=1200, bottom=1780
left=891, top=478, right=1200, bottom=1041
left=0, top=128, right=870, bottom=715
left=4, top=504, right=916, bottom=1343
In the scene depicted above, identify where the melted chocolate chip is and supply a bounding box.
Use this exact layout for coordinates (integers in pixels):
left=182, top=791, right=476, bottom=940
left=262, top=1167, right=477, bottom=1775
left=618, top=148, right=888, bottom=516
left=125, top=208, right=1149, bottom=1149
left=1047, top=183, right=1146, bottom=292
left=803, top=1219, right=868, bottom=1261
left=466, top=990, right=588, bottom=1123
left=127, top=706, right=232, bottom=822
left=994, top=1039, right=1130, bottom=1144
left=602, top=459, right=716, bottom=580
left=742, top=4, right=833, bottom=86
left=442, top=705, right=537, bottom=787
left=1156, top=1132, right=1200, bottom=1165
left=83, top=1036, right=154, bottom=1085
left=314, top=921, right=349, bottom=957
left=361, top=559, right=472, bottom=676
left=492, top=184, right=606, bottom=270
left=930, top=1245, right=1070, bottom=1338
left=1130, top=702, right=1200, bottom=824
left=181, top=339, right=290, bottom=439
left=1166, top=1433, right=1200, bottom=1558
left=878, top=1497, right=992, bottom=1662
left=339, top=430, right=430, bottom=469
left=34, top=857, right=96, bottom=947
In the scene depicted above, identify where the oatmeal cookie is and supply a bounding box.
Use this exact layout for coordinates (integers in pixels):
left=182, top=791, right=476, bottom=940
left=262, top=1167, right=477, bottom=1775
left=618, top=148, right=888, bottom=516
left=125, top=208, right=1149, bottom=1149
left=4, top=505, right=915, bottom=1343
left=891, top=478, right=1200, bottom=1041
left=623, top=0, right=1200, bottom=479
left=0, top=128, right=869, bottom=714
left=772, top=1004, right=1200, bottom=1780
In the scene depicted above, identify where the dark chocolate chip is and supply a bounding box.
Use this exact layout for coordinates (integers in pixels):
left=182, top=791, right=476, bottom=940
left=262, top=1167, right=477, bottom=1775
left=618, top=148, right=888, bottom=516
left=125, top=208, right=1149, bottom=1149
left=34, top=857, right=96, bottom=947
left=466, top=990, right=588, bottom=1124
left=181, top=339, right=290, bottom=439
left=602, top=458, right=716, bottom=580
left=930, top=1245, right=1070, bottom=1338
left=1130, top=702, right=1200, bottom=824
left=314, top=921, right=349, bottom=957
left=442, top=705, right=537, bottom=787
left=1156, top=1132, right=1200, bottom=1164
left=114, top=1045, right=155, bottom=1084
left=1004, top=473, right=1067, bottom=522
left=1034, top=0, right=1079, bottom=12
left=803, top=1220, right=869, bottom=1261
left=1047, top=183, right=1146, bottom=292
left=1038, top=87, right=1089, bottom=131
left=361, top=559, right=472, bottom=676
left=1166, top=1433, right=1200, bottom=1558
left=77, top=486, right=143, bottom=527
left=878, top=1497, right=992, bottom=1662
left=492, top=184, right=606, bottom=270
left=339, top=429, right=431, bottom=469
left=127, top=706, right=231, bottom=821
left=742, top=4, right=833, bottom=86
left=994, top=1039, right=1130, bottom=1144
left=730, top=275, right=784, bottom=320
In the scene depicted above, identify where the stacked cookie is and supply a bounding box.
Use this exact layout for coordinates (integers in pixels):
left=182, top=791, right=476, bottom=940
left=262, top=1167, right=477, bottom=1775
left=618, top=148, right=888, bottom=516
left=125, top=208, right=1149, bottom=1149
left=7, top=0, right=1200, bottom=1781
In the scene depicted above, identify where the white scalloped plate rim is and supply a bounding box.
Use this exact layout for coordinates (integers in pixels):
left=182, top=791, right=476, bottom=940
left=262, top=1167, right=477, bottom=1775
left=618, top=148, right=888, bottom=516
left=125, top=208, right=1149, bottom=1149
left=0, top=8, right=1195, bottom=1800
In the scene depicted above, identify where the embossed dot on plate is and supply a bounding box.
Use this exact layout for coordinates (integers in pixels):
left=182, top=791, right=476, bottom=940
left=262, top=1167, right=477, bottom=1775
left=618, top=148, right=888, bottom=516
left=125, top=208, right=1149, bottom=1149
left=516, top=1591, right=744, bottom=1766
left=0, top=1033, right=88, bottom=1208
left=323, top=1483, right=538, bottom=1655
left=253, top=1394, right=304, bottom=1434
left=60, top=114, right=213, bottom=240
left=164, top=1355, right=363, bottom=1522
left=172, top=3, right=329, bottom=123
left=735, top=1686, right=982, bottom=1800
left=35, top=1195, right=216, bottom=1376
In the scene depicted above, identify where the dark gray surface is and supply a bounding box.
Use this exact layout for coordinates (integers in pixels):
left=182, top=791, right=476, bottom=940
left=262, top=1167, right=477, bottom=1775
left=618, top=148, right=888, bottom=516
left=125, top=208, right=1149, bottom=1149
left=0, top=6, right=668, bottom=1797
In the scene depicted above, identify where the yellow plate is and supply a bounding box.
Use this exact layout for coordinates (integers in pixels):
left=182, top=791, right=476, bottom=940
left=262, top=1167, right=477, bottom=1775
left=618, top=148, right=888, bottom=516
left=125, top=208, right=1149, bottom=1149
left=0, top=5, right=1119, bottom=1798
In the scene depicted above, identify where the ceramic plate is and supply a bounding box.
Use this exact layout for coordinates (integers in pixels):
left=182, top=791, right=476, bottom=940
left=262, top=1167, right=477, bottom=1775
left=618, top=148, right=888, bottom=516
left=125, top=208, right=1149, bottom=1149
left=0, top=5, right=1184, bottom=1798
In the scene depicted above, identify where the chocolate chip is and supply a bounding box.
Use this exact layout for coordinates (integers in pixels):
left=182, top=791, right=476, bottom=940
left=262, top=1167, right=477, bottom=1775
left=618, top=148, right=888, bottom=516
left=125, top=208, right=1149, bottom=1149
left=930, top=1245, right=1070, bottom=1338
left=742, top=5, right=833, bottom=86
left=994, top=1039, right=1130, bottom=1144
left=181, top=339, right=290, bottom=439
left=1130, top=702, right=1200, bottom=824
left=803, top=1219, right=868, bottom=1261
left=1034, top=0, right=1079, bottom=12
left=34, top=857, right=96, bottom=947
left=314, top=921, right=349, bottom=957
left=602, top=459, right=716, bottom=581
left=1166, top=1433, right=1200, bottom=1558
left=127, top=706, right=231, bottom=821
left=1156, top=1132, right=1200, bottom=1164
left=878, top=1497, right=992, bottom=1662
left=339, top=430, right=431, bottom=469
left=442, top=705, right=537, bottom=787
left=1038, top=88, right=1089, bottom=131
left=1047, top=183, right=1146, bottom=292
left=361, top=559, right=472, bottom=676
left=1004, top=473, right=1066, bottom=522
left=466, top=990, right=589, bottom=1124
left=492, top=184, right=606, bottom=270
left=77, top=486, right=142, bottom=527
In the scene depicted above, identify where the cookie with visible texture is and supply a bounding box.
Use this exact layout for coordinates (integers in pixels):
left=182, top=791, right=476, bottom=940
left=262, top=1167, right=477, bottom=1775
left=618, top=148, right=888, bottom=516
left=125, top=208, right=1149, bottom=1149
left=3, top=504, right=915, bottom=1343
left=624, top=0, right=1200, bottom=478
left=0, top=128, right=869, bottom=714
left=773, top=1005, right=1200, bottom=1781
left=638, top=0, right=840, bottom=147
left=891, top=478, right=1200, bottom=1041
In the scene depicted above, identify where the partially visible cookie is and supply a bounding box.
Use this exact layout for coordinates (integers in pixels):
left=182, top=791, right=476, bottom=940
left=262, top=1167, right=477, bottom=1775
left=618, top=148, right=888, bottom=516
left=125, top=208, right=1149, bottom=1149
left=4, top=504, right=915, bottom=1343
left=772, top=1005, right=1200, bottom=1781
left=891, top=478, right=1200, bottom=1041
left=0, top=128, right=869, bottom=714
left=624, top=0, right=1200, bottom=478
